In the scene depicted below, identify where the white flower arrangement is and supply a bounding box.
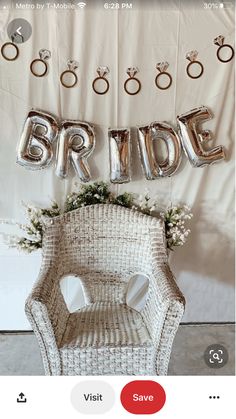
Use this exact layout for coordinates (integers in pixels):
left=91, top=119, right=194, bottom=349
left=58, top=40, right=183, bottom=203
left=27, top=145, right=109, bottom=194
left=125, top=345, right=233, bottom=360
left=0, top=182, right=192, bottom=253
left=160, top=205, right=193, bottom=250
left=0, top=201, right=60, bottom=253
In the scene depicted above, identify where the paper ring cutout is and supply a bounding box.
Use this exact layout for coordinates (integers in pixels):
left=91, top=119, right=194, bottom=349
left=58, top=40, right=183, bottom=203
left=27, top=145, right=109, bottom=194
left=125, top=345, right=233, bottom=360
left=124, top=77, right=141, bottom=95
left=155, top=71, right=172, bottom=90
left=186, top=60, right=204, bottom=79
left=1, top=42, right=19, bottom=61
left=60, top=70, right=78, bottom=88
left=216, top=44, right=234, bottom=63
left=30, top=59, right=48, bottom=77
left=92, top=77, right=109, bottom=95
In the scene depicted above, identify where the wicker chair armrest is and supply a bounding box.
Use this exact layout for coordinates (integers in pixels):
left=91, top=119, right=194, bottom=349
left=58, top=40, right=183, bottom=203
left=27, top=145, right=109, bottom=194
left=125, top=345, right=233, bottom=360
left=151, top=263, right=185, bottom=305
left=155, top=299, right=185, bottom=374
left=25, top=267, right=70, bottom=349
left=141, top=263, right=185, bottom=342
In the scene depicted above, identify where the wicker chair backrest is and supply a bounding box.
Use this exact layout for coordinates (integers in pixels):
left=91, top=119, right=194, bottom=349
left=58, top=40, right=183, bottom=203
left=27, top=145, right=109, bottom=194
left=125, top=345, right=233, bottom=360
left=41, top=204, right=167, bottom=303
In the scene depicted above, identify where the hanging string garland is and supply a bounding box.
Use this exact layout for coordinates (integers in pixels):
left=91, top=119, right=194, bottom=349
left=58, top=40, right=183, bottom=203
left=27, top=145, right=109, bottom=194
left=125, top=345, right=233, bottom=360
left=0, top=34, right=232, bottom=183
left=0, top=31, right=231, bottom=182
left=0, top=35, right=234, bottom=88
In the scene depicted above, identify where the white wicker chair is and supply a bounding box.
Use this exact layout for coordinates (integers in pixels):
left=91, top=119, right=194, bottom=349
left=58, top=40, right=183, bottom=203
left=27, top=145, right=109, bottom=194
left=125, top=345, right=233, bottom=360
left=25, top=204, right=185, bottom=376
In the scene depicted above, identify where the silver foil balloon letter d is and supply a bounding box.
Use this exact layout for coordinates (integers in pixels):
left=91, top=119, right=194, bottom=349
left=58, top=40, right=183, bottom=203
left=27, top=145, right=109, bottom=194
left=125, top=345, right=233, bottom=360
left=137, top=122, right=182, bottom=179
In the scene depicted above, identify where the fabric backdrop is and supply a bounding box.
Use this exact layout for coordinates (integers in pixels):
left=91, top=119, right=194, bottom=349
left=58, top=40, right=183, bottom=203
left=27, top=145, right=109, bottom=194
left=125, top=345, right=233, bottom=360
left=0, top=1, right=234, bottom=329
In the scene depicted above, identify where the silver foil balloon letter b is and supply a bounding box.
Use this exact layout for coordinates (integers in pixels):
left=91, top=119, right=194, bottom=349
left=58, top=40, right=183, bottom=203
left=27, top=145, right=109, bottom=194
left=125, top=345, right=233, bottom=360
left=16, top=110, right=59, bottom=170
left=108, top=128, right=131, bottom=183
left=137, top=122, right=182, bottom=179
left=55, top=120, right=95, bottom=182
left=177, top=106, right=225, bottom=167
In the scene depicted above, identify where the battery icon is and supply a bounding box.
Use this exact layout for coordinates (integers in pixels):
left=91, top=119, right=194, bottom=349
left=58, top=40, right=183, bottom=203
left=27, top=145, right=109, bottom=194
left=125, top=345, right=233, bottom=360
left=219, top=2, right=233, bottom=8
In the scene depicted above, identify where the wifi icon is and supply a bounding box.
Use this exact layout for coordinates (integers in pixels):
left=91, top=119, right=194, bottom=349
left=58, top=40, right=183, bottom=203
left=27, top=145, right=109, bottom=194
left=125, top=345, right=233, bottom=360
left=77, top=2, right=86, bottom=8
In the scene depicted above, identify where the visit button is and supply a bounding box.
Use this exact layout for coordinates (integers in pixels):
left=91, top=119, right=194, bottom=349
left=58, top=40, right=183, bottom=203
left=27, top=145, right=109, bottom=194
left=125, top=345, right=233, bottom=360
left=120, top=380, right=166, bottom=414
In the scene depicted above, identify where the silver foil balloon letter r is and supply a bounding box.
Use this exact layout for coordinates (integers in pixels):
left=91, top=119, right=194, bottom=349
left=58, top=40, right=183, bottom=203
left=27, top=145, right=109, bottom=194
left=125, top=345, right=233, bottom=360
left=55, top=120, right=95, bottom=182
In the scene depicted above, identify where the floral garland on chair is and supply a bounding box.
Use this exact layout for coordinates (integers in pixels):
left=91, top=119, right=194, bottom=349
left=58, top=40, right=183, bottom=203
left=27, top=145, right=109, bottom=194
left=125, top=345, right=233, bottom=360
left=1, top=182, right=192, bottom=253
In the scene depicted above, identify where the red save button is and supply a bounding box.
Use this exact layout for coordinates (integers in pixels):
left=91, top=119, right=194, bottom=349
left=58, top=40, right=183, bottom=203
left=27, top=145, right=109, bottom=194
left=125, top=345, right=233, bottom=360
left=120, top=380, right=166, bottom=414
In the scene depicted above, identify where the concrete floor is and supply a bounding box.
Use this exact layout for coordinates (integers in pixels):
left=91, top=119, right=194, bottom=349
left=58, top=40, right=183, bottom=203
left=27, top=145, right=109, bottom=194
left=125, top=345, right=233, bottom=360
left=0, top=324, right=234, bottom=375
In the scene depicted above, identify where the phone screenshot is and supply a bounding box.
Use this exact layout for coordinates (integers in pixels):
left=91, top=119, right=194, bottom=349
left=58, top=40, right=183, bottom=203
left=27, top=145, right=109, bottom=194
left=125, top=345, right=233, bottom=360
left=0, top=0, right=235, bottom=417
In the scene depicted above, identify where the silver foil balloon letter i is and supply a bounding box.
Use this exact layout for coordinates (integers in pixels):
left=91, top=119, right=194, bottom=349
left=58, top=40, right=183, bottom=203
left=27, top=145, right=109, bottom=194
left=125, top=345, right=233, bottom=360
left=108, top=129, right=131, bottom=183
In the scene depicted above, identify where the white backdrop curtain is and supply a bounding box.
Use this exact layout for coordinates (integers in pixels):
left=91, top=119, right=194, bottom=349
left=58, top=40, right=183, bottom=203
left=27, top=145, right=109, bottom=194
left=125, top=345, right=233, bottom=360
left=0, top=1, right=234, bottom=329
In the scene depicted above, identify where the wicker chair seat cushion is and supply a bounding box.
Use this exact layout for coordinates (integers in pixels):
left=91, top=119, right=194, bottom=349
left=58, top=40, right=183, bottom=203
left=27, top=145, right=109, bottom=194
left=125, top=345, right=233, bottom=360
left=60, top=301, right=152, bottom=349
left=60, top=346, right=155, bottom=375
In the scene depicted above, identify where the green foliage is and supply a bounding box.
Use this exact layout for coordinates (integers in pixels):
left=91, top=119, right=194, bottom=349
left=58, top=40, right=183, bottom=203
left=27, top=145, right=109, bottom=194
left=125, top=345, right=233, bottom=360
left=4, top=182, right=192, bottom=253
left=17, top=237, right=42, bottom=253
left=65, top=182, right=111, bottom=212
left=111, top=192, right=134, bottom=208
left=65, top=182, right=134, bottom=211
left=41, top=201, right=61, bottom=218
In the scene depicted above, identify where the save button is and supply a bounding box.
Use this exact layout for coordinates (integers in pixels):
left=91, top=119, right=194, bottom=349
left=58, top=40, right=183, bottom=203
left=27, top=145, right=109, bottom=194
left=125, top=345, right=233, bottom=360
left=120, top=380, right=166, bottom=414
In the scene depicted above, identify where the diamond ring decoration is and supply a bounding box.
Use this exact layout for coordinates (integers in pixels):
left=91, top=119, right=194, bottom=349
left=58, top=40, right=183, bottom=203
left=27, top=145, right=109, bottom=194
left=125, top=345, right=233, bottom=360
left=30, top=49, right=51, bottom=77
left=124, top=67, right=141, bottom=95
left=155, top=62, right=172, bottom=90
left=60, top=60, right=79, bottom=88
left=92, top=66, right=110, bottom=95
left=214, top=35, right=234, bottom=63
left=186, top=50, right=204, bottom=79
left=1, top=36, right=20, bottom=61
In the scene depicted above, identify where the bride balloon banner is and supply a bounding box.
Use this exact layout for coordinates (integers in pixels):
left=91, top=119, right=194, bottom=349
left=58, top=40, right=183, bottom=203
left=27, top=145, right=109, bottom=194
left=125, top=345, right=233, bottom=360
left=16, top=106, right=226, bottom=183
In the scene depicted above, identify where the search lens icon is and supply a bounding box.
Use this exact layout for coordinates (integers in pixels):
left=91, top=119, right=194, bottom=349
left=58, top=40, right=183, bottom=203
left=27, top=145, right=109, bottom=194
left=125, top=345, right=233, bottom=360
left=204, top=344, right=228, bottom=369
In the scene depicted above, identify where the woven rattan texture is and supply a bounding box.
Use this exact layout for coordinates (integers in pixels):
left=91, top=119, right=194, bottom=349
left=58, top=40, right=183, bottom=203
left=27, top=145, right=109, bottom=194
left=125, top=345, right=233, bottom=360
left=25, top=204, right=185, bottom=375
